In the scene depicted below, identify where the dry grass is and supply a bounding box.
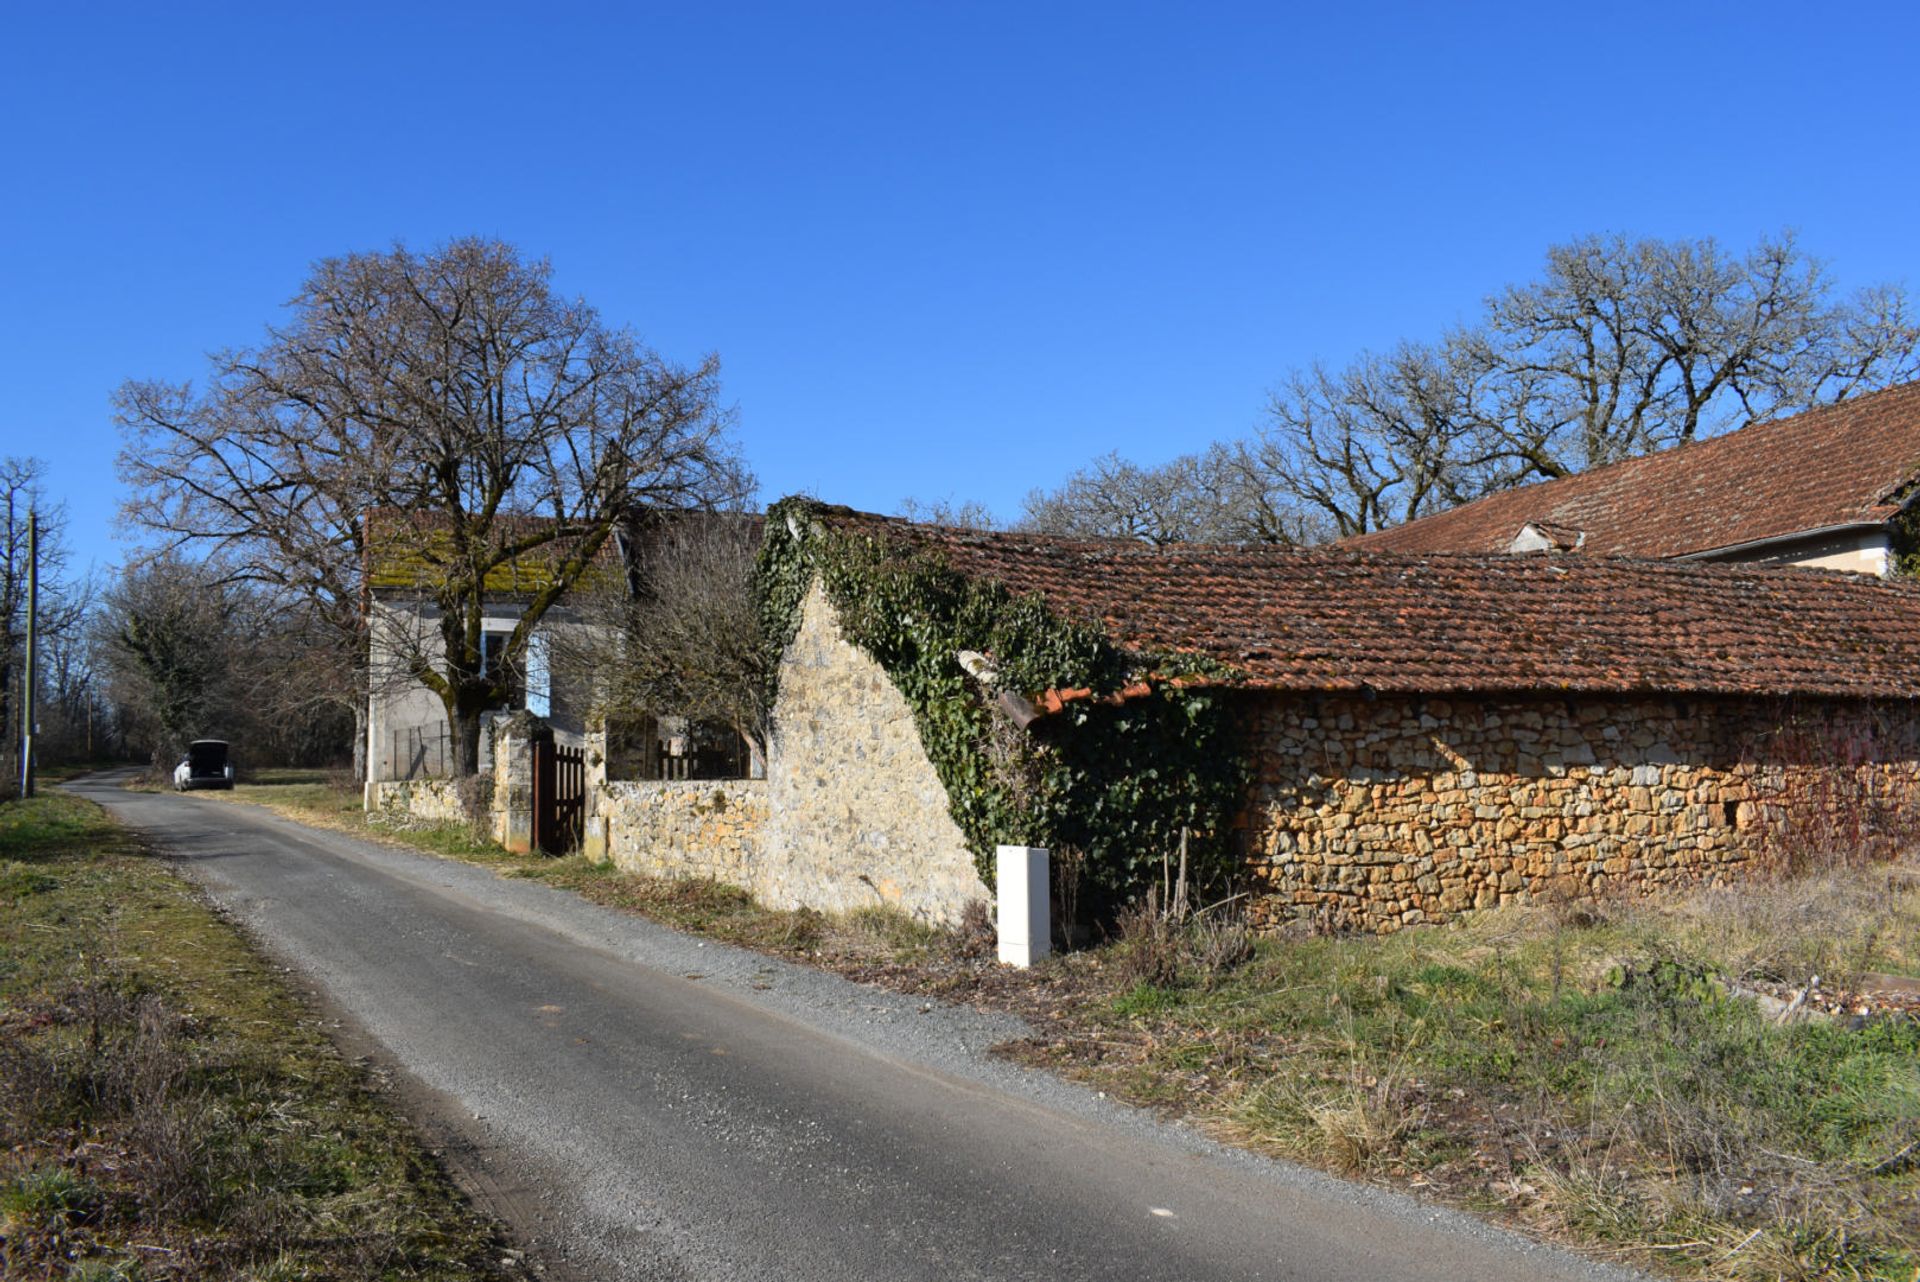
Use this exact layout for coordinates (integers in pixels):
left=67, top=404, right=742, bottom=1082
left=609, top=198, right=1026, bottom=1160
left=0, top=791, right=512, bottom=1280
left=1076, top=868, right=1920, bottom=1281
left=1635, top=862, right=1920, bottom=993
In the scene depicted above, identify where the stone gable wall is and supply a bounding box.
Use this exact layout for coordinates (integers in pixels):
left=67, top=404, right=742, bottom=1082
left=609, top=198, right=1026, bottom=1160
left=1240, top=692, right=1920, bottom=932
left=581, top=584, right=989, bottom=925
left=759, top=583, right=990, bottom=923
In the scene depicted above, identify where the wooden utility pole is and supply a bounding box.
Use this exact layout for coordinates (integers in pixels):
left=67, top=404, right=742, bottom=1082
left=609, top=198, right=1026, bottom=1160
left=18, top=509, right=35, bottom=798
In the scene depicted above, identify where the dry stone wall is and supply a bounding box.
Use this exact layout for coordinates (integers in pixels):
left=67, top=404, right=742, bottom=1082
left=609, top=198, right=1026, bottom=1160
left=370, top=778, right=467, bottom=825
left=1240, top=692, right=1920, bottom=932
left=595, top=781, right=769, bottom=882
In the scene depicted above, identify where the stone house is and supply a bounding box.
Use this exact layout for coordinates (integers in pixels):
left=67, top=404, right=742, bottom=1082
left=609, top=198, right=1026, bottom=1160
left=592, top=502, right=1920, bottom=932
left=361, top=511, right=612, bottom=795
left=1343, top=381, right=1920, bottom=576
left=364, top=508, right=767, bottom=812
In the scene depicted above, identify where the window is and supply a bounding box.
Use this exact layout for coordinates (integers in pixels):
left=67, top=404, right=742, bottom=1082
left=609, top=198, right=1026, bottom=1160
left=525, top=631, right=551, bottom=717
left=480, top=628, right=526, bottom=710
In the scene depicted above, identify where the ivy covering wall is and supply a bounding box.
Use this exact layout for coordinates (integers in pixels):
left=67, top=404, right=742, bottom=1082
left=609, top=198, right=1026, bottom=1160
left=755, top=497, right=1247, bottom=901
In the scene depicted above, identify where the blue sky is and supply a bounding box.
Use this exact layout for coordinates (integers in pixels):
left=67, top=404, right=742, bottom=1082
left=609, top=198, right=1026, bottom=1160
left=5, top=1, right=1919, bottom=573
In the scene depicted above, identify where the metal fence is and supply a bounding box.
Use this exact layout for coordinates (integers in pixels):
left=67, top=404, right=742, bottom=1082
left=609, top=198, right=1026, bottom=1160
left=389, top=725, right=452, bottom=781
left=640, top=721, right=753, bottom=781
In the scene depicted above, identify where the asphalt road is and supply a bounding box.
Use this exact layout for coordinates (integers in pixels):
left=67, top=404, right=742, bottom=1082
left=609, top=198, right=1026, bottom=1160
left=71, top=774, right=1638, bottom=1282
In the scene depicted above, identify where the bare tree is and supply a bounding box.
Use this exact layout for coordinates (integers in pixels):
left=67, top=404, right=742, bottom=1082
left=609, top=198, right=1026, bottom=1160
left=1261, top=232, right=1920, bottom=534
left=96, top=555, right=354, bottom=769
left=117, top=238, right=749, bottom=777
left=895, top=495, right=1000, bottom=530
left=34, top=587, right=110, bottom=764
left=1031, top=232, right=1920, bottom=542
left=1248, top=344, right=1487, bottom=538
left=1, top=459, right=92, bottom=790
left=1019, top=450, right=1318, bottom=544
left=1465, top=231, right=1917, bottom=481
left=559, top=512, right=770, bottom=759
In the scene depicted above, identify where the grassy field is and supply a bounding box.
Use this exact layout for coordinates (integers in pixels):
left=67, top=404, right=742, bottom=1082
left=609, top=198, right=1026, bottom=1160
left=0, top=789, right=514, bottom=1280
left=216, top=770, right=1920, bottom=1280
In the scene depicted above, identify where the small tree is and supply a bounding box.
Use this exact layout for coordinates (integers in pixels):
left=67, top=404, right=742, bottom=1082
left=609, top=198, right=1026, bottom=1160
left=562, top=512, right=770, bottom=761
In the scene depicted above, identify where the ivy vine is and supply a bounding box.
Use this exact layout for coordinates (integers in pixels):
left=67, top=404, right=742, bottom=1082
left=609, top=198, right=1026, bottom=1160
left=755, top=496, right=1248, bottom=904
left=1889, top=501, right=1920, bottom=578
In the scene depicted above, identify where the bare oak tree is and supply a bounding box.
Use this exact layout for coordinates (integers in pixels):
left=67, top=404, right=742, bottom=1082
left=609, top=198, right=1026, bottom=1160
left=1261, top=232, right=1920, bottom=535
left=1020, top=449, right=1320, bottom=544
left=1022, top=452, right=1210, bottom=544
left=116, top=238, right=748, bottom=777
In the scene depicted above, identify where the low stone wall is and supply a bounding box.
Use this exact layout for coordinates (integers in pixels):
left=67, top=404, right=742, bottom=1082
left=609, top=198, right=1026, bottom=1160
left=370, top=778, right=468, bottom=826
left=591, top=780, right=769, bottom=882
left=1239, top=692, right=1920, bottom=932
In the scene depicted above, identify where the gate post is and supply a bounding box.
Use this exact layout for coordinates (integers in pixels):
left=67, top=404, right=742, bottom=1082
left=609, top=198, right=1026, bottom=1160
left=490, top=712, right=552, bottom=854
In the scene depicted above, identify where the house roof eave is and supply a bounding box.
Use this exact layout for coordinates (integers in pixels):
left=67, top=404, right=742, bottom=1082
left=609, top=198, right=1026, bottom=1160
left=1672, top=520, right=1893, bottom=563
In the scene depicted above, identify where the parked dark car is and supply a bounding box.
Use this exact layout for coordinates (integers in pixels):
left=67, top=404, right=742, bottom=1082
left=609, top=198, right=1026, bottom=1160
left=172, top=740, right=234, bottom=791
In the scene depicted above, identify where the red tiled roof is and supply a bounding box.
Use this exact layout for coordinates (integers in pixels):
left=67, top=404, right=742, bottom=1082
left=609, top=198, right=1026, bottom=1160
left=804, top=506, right=1920, bottom=700
left=1341, top=381, right=1920, bottom=558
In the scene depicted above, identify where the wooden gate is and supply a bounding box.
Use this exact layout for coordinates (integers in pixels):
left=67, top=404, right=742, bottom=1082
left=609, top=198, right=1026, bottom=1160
left=532, top=739, right=587, bottom=854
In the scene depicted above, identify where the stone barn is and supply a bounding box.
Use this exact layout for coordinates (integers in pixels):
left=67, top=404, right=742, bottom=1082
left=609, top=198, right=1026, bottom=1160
left=589, top=501, right=1920, bottom=932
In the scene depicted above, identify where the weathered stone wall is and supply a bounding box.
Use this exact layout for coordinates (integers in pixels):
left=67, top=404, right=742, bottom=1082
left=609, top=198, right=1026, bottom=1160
left=593, top=780, right=769, bottom=882
left=370, top=778, right=467, bottom=825
left=760, top=584, right=990, bottom=923
left=1240, top=692, right=1920, bottom=932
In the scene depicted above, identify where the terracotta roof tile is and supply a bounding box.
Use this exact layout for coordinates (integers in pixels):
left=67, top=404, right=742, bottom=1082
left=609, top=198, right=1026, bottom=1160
left=806, top=506, right=1920, bottom=700
left=1341, top=381, right=1920, bottom=558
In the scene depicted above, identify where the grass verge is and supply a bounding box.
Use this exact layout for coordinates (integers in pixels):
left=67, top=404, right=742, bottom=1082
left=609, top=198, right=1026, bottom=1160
left=0, top=790, right=514, bottom=1280
left=215, top=771, right=1920, bottom=1280
left=1051, top=876, right=1920, bottom=1281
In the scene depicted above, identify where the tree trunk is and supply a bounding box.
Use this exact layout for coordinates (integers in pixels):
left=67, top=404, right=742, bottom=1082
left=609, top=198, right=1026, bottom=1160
left=449, top=692, right=486, bottom=778
left=351, top=700, right=368, bottom=783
